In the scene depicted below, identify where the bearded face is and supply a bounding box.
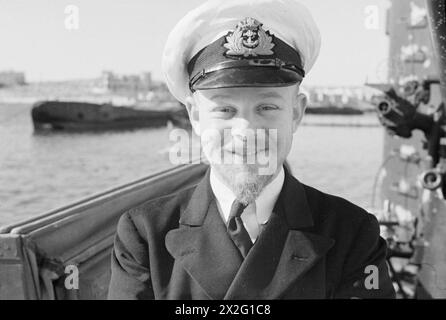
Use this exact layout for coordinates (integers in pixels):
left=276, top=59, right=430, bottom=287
left=185, top=85, right=306, bottom=204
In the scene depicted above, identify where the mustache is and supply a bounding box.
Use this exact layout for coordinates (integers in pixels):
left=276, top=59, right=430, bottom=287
left=221, top=132, right=274, bottom=148
left=223, top=141, right=270, bottom=154
left=223, top=146, right=268, bottom=155
left=200, top=128, right=278, bottom=158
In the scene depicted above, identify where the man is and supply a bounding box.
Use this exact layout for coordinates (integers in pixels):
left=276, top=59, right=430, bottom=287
left=108, top=0, right=395, bottom=299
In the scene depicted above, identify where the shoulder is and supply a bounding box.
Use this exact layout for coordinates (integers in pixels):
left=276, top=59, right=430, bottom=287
left=116, top=183, right=198, bottom=238
left=301, top=182, right=379, bottom=238
left=299, top=182, right=385, bottom=273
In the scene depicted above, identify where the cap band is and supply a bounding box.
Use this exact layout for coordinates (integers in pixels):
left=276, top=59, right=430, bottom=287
left=189, top=58, right=304, bottom=92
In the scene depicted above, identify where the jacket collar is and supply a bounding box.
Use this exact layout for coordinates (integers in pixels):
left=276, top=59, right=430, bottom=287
left=179, top=168, right=214, bottom=226
left=275, top=165, right=314, bottom=229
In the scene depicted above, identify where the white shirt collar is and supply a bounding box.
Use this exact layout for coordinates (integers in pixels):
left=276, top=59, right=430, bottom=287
left=210, top=166, right=285, bottom=224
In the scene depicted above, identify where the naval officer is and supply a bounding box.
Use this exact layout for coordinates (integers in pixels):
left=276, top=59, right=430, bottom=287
left=108, top=0, right=396, bottom=299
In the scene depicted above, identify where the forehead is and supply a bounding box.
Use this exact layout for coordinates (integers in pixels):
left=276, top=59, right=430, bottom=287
left=194, top=85, right=298, bottom=103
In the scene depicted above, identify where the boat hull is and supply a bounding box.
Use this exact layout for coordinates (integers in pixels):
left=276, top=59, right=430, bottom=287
left=31, top=101, right=187, bottom=131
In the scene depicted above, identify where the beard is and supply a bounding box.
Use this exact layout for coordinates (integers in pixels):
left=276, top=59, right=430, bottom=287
left=201, top=128, right=283, bottom=203
left=212, top=163, right=273, bottom=205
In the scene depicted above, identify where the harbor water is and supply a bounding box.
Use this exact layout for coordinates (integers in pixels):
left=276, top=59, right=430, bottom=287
left=0, top=103, right=383, bottom=226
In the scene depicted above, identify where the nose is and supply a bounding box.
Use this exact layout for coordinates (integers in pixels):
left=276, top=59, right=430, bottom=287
left=231, top=119, right=253, bottom=143
left=231, top=112, right=258, bottom=140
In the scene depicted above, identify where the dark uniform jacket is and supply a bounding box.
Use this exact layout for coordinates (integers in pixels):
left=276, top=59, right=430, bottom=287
left=108, top=167, right=395, bottom=299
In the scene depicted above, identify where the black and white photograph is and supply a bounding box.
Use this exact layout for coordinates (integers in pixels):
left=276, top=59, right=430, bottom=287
left=0, top=0, right=446, bottom=305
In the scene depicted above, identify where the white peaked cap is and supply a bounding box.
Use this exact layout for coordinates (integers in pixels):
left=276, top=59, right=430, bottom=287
left=162, top=0, right=321, bottom=104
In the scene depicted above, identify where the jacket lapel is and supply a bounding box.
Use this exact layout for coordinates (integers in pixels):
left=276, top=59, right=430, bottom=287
left=224, top=168, right=335, bottom=299
left=165, top=169, right=243, bottom=299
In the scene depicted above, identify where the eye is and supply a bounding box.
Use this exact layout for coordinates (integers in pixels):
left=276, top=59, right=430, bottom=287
left=212, top=106, right=236, bottom=115
left=258, top=104, right=279, bottom=112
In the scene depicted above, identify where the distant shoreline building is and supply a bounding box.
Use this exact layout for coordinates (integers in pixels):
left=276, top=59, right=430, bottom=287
left=100, top=71, right=152, bottom=96
left=303, top=85, right=378, bottom=111
left=0, top=71, right=26, bottom=87
left=97, top=71, right=176, bottom=103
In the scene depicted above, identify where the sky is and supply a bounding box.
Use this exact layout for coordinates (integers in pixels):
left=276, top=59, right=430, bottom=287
left=0, top=0, right=391, bottom=86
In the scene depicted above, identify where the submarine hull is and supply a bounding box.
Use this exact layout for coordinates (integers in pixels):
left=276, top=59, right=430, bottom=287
left=31, top=100, right=185, bottom=131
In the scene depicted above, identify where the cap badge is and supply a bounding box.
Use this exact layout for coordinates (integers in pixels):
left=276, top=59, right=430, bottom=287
left=224, top=18, right=275, bottom=57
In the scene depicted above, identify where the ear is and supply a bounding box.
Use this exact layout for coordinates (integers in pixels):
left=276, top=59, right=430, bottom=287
left=292, top=92, right=307, bottom=133
left=185, top=95, right=201, bottom=136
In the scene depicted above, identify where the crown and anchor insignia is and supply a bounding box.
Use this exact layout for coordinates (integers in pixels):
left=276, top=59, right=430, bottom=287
left=224, top=17, right=275, bottom=57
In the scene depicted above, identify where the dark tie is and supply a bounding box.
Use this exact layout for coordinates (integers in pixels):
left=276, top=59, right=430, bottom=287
left=227, top=200, right=253, bottom=258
